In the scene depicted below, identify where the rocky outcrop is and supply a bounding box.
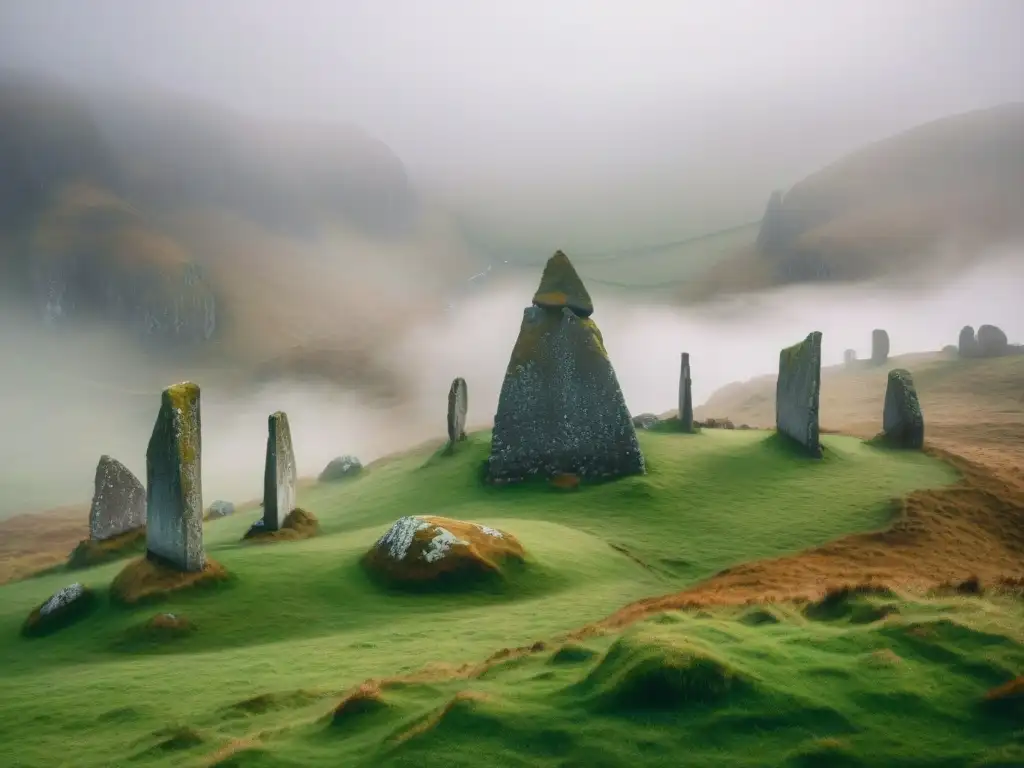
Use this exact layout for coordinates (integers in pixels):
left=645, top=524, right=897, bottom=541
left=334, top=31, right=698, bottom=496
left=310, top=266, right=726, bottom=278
left=88, top=455, right=145, bottom=541
left=881, top=369, right=924, bottom=449
left=145, top=381, right=205, bottom=572
left=446, top=377, right=468, bottom=448
left=678, top=353, right=694, bottom=433
left=487, top=251, right=644, bottom=484
left=871, top=329, right=890, bottom=366
left=977, top=324, right=1009, bottom=357
left=775, top=332, right=823, bottom=457
left=318, top=455, right=363, bottom=483
left=262, top=411, right=297, bottom=531
left=362, top=516, right=525, bottom=587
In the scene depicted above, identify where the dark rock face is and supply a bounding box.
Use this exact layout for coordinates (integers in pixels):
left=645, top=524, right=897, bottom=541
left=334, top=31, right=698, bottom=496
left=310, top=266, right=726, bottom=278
left=977, top=324, right=1009, bottom=357
left=88, top=455, right=145, bottom=541
left=145, top=381, right=205, bottom=572
left=319, top=455, right=363, bottom=483
left=871, top=329, right=890, bottom=365
left=843, top=349, right=857, bottom=366
left=446, top=377, right=468, bottom=446
left=678, top=352, right=694, bottom=433
left=775, top=331, right=823, bottom=457
left=263, top=411, right=297, bottom=531
left=881, top=369, right=924, bottom=449
left=958, top=325, right=977, bottom=358
left=531, top=250, right=594, bottom=317
left=488, top=252, right=644, bottom=484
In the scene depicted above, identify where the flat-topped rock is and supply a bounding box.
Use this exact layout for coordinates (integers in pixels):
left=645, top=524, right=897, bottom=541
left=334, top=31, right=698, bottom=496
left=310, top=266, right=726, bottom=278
left=362, top=515, right=526, bottom=587
left=531, top=250, right=594, bottom=317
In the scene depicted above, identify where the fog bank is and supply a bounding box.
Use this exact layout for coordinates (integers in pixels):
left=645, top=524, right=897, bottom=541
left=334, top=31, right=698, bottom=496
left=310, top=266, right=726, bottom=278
left=1, top=250, right=1020, bottom=519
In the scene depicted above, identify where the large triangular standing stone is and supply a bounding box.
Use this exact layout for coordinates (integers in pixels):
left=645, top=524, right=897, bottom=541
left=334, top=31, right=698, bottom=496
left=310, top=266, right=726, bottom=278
left=89, top=455, right=145, bottom=541
left=531, top=250, right=594, bottom=318
left=488, top=251, right=644, bottom=483
left=263, top=411, right=297, bottom=531
left=146, top=381, right=205, bottom=572
left=775, top=332, right=823, bottom=457
left=678, top=352, right=694, bottom=432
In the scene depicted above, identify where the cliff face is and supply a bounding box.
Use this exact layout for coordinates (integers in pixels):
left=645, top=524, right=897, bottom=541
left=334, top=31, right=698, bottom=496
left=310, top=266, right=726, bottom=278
left=0, top=72, right=418, bottom=351
left=753, top=103, right=1024, bottom=284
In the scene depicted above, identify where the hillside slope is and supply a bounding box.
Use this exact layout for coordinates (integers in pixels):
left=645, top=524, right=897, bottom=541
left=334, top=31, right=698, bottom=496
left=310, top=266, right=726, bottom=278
left=678, top=103, right=1024, bottom=300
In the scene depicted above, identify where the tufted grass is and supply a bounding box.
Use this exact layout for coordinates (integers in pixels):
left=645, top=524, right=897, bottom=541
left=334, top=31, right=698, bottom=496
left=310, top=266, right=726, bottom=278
left=0, top=428, right=973, bottom=766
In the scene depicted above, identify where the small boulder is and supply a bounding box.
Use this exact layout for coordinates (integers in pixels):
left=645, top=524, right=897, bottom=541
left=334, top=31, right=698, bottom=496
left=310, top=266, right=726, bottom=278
left=206, top=500, right=235, bottom=519
left=22, top=583, right=98, bottom=637
left=319, top=455, right=363, bottom=483
left=632, top=413, right=660, bottom=430
left=363, top=516, right=526, bottom=587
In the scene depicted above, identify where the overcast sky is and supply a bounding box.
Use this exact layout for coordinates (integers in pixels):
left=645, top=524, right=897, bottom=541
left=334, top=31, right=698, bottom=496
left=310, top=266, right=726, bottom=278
left=2, top=0, right=1022, bottom=245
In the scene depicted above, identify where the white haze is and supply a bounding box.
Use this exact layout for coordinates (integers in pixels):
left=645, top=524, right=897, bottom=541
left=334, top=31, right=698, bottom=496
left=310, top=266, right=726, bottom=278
left=1, top=250, right=1021, bottom=519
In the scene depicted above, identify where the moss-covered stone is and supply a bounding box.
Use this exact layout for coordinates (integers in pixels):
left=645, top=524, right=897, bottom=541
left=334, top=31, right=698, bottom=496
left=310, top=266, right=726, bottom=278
left=531, top=250, right=594, bottom=317
left=881, top=368, right=924, bottom=449
left=243, top=508, right=319, bottom=543
left=67, top=526, right=146, bottom=570
left=488, top=305, right=645, bottom=483
left=145, top=381, right=205, bottom=572
left=775, top=331, right=823, bottom=457
left=362, top=515, right=525, bottom=588
left=446, top=377, right=468, bottom=448
left=21, top=583, right=99, bottom=638
left=263, top=411, right=297, bottom=531
left=88, top=455, right=145, bottom=542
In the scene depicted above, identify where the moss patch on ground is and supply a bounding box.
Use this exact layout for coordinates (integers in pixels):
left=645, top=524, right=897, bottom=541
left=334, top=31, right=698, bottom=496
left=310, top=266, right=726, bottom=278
left=110, top=555, right=229, bottom=606
left=242, top=508, right=321, bottom=544
left=67, top=527, right=146, bottom=570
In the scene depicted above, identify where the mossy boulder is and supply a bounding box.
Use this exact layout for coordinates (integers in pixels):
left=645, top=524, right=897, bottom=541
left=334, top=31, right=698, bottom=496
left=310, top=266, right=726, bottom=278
left=632, top=413, right=661, bottom=430
left=318, top=455, right=363, bottom=483
left=67, top=526, right=146, bottom=570
left=488, top=255, right=644, bottom=484
left=22, top=583, right=99, bottom=637
left=362, top=516, right=526, bottom=588
left=881, top=368, right=924, bottom=449
left=775, top=331, right=823, bottom=457
left=110, top=554, right=228, bottom=606
left=531, top=250, right=594, bottom=317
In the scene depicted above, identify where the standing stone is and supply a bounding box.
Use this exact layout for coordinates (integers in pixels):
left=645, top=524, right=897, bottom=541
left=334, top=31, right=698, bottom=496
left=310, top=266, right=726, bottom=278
left=977, top=324, right=1009, bottom=357
left=678, top=352, right=694, bottom=433
left=89, top=455, right=145, bottom=541
left=871, top=329, right=889, bottom=365
left=882, top=369, right=924, bottom=449
left=146, top=381, right=204, bottom=572
left=446, top=377, right=468, bottom=446
left=958, top=325, right=977, bottom=358
left=775, top=331, right=823, bottom=457
left=843, top=349, right=857, bottom=367
left=263, top=411, right=297, bottom=531
left=488, top=251, right=644, bottom=484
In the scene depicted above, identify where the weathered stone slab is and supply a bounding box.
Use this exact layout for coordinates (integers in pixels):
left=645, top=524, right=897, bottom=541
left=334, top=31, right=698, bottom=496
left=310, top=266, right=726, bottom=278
left=145, top=381, right=204, bottom=572
left=871, top=329, right=889, bottom=365
left=531, top=250, right=594, bottom=317
left=843, top=349, right=857, bottom=366
left=958, top=325, right=977, bottom=358
left=488, top=304, right=645, bottom=483
left=775, top=331, right=823, bottom=457
left=446, top=377, right=468, bottom=446
left=678, top=352, right=694, bottom=432
left=882, top=368, right=924, bottom=449
left=263, top=411, right=297, bottom=531
left=89, top=455, right=145, bottom=541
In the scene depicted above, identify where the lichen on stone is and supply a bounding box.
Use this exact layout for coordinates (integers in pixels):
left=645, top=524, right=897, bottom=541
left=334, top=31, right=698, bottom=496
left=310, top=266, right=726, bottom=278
left=775, top=331, right=823, bottom=457
left=40, top=583, right=86, bottom=617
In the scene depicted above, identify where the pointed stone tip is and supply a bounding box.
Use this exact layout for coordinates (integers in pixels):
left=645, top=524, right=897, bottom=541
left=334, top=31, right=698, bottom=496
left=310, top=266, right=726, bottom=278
left=532, top=250, right=594, bottom=317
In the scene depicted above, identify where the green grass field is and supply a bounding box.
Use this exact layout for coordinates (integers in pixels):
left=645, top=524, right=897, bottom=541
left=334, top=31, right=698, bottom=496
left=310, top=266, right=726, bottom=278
left=4, top=427, right=1018, bottom=767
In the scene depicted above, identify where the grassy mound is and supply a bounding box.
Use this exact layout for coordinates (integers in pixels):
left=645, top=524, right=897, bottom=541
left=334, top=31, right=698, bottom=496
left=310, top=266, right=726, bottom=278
left=0, top=428, right=964, bottom=766
left=110, top=556, right=229, bottom=606
left=113, top=612, right=196, bottom=651
left=66, top=527, right=146, bottom=570
left=21, top=586, right=99, bottom=638
left=242, top=508, right=320, bottom=543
